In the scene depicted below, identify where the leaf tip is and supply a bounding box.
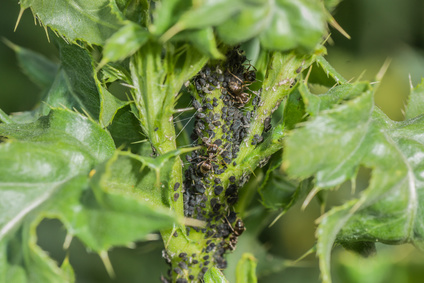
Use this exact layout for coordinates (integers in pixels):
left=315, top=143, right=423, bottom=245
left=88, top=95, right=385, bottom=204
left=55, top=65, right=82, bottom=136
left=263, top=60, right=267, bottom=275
left=14, top=7, right=25, bottom=32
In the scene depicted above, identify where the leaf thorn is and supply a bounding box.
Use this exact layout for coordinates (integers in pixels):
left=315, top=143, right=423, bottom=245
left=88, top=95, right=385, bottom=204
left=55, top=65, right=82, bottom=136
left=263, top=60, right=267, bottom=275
left=100, top=251, right=116, bottom=279
left=302, top=186, right=320, bottom=210
left=63, top=233, right=73, bottom=250
left=14, top=8, right=25, bottom=32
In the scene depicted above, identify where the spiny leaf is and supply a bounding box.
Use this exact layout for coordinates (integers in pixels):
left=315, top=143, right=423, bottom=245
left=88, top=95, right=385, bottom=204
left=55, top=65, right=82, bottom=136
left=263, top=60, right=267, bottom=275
left=3, top=40, right=102, bottom=124
left=307, top=55, right=348, bottom=87
left=0, top=108, right=179, bottom=279
left=3, top=39, right=58, bottom=89
left=0, top=109, right=114, bottom=281
left=405, top=78, right=424, bottom=119
left=20, top=0, right=124, bottom=45
left=284, top=88, right=374, bottom=188
left=284, top=81, right=424, bottom=283
left=56, top=39, right=101, bottom=120
left=300, top=82, right=371, bottom=117
left=0, top=109, right=115, bottom=241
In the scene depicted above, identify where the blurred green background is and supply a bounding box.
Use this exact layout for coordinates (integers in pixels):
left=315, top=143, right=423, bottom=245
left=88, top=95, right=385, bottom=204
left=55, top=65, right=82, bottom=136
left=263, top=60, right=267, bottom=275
left=2, top=0, right=424, bottom=282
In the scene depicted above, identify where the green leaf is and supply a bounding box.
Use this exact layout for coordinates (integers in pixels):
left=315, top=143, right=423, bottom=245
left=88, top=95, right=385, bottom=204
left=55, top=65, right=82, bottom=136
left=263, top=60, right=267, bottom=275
left=3, top=39, right=58, bottom=89
left=307, top=55, right=348, bottom=87
left=236, top=253, right=258, bottom=283
left=300, top=82, right=371, bottom=117
left=91, top=151, right=177, bottom=213
left=99, top=22, right=150, bottom=68
left=282, top=84, right=306, bottom=130
left=107, top=104, right=145, bottom=151
left=204, top=266, right=230, bottom=283
left=258, top=155, right=297, bottom=210
left=284, top=88, right=374, bottom=188
left=0, top=109, right=116, bottom=281
left=159, top=0, right=242, bottom=41
left=405, top=78, right=424, bottom=119
left=0, top=107, right=179, bottom=278
left=217, top=0, right=326, bottom=51
left=0, top=109, right=13, bottom=124
left=160, top=0, right=327, bottom=52
left=4, top=40, right=102, bottom=124
left=55, top=40, right=101, bottom=120
left=96, top=77, right=129, bottom=128
left=116, top=0, right=150, bottom=26
left=0, top=242, right=27, bottom=282
left=150, top=0, right=192, bottom=36
left=174, top=28, right=225, bottom=59
left=22, top=220, right=74, bottom=283
left=284, top=82, right=424, bottom=282
left=20, top=0, right=124, bottom=45
left=0, top=109, right=115, bottom=240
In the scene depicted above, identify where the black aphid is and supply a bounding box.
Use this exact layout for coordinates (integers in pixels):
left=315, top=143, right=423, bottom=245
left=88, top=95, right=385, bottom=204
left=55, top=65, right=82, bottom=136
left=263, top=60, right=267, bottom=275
left=173, top=267, right=182, bottom=275
left=214, top=186, right=224, bottom=195
left=178, top=261, right=188, bottom=270
left=193, top=100, right=202, bottom=110
left=174, top=182, right=180, bottom=191
left=174, top=193, right=179, bottom=202
left=197, top=112, right=206, bottom=119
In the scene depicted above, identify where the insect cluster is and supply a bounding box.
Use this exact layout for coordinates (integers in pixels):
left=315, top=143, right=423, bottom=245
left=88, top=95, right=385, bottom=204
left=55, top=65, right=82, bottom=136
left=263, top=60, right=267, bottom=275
left=162, top=48, right=265, bottom=282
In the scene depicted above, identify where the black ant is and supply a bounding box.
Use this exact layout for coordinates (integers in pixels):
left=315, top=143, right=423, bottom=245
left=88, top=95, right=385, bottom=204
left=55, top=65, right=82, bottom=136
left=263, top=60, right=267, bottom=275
left=226, top=69, right=255, bottom=105
left=223, top=216, right=246, bottom=250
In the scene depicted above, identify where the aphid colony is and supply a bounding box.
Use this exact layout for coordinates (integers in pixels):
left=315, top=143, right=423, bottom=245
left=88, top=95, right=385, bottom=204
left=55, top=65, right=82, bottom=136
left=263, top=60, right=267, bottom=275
left=162, top=48, right=264, bottom=282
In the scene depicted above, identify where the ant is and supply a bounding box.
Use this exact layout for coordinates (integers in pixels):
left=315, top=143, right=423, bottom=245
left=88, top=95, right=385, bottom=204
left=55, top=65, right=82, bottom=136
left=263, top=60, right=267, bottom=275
left=226, top=66, right=257, bottom=105
left=196, top=140, right=229, bottom=174
left=223, top=216, right=246, bottom=250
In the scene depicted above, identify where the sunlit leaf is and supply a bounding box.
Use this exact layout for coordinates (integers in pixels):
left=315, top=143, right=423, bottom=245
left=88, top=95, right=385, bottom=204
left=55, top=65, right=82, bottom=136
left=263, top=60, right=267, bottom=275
left=99, top=22, right=150, bottom=68
left=20, top=0, right=124, bottom=45
left=161, top=0, right=326, bottom=52
left=284, top=81, right=424, bottom=282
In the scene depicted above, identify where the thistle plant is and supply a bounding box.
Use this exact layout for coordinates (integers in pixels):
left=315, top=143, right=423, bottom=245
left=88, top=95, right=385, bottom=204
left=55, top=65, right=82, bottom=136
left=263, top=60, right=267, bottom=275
left=2, top=1, right=424, bottom=283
